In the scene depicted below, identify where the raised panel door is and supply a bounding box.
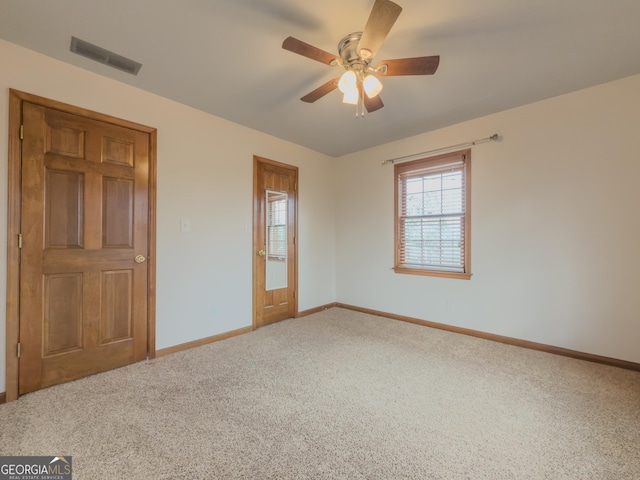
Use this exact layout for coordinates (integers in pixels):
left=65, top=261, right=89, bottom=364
left=253, top=157, right=297, bottom=327
left=19, top=102, right=150, bottom=394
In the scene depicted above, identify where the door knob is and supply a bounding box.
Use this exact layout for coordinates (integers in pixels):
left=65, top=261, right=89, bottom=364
left=258, top=249, right=266, bottom=257
left=134, top=254, right=146, bottom=263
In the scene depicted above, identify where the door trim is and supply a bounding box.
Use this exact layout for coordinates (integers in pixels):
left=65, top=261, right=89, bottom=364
left=252, top=155, right=298, bottom=328
left=5, top=89, right=157, bottom=402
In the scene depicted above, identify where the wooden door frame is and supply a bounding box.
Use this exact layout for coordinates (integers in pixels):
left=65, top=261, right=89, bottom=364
left=252, top=156, right=298, bottom=328
left=5, top=89, right=157, bottom=402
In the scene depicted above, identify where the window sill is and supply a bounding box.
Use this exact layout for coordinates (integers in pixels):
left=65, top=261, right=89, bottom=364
left=394, top=266, right=472, bottom=280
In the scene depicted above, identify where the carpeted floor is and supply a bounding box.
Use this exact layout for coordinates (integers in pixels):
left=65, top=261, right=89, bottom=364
left=1, top=308, right=639, bottom=479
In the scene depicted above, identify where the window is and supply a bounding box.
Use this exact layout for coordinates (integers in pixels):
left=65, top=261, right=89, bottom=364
left=394, top=149, right=471, bottom=279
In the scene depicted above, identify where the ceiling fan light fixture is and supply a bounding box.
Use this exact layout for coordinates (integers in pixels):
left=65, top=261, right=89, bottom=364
left=363, top=74, right=383, bottom=98
left=282, top=1, right=440, bottom=114
left=342, top=88, right=359, bottom=105
left=338, top=70, right=357, bottom=93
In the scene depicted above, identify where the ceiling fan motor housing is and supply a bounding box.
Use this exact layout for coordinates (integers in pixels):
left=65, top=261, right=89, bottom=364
left=338, top=32, right=371, bottom=71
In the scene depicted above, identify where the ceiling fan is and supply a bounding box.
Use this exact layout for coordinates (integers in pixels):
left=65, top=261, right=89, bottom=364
left=282, top=0, right=440, bottom=115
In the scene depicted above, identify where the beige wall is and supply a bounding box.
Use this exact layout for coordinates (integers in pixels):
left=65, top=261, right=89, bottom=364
left=335, top=74, right=640, bottom=363
left=0, top=39, right=337, bottom=392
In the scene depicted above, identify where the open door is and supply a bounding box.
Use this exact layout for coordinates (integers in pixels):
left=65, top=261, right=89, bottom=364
left=253, top=156, right=298, bottom=327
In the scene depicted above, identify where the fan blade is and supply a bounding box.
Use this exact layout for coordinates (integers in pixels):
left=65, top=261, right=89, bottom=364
left=378, top=56, right=440, bottom=76
left=300, top=78, right=339, bottom=103
left=364, top=94, right=384, bottom=113
left=358, top=0, right=402, bottom=60
left=282, top=37, right=340, bottom=65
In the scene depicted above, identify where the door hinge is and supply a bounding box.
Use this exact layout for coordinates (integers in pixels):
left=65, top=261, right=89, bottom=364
left=17, top=342, right=21, bottom=358
left=18, top=233, right=22, bottom=249
left=19, top=125, right=24, bottom=141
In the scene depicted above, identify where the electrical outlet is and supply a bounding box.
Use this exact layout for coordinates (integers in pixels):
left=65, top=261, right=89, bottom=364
left=446, top=299, right=456, bottom=311
left=180, top=218, right=191, bottom=233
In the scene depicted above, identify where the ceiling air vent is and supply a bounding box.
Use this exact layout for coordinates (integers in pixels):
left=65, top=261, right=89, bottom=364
left=70, top=36, right=142, bottom=75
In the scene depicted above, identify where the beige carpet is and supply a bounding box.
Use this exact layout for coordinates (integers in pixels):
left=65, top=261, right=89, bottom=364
left=1, top=308, right=639, bottom=479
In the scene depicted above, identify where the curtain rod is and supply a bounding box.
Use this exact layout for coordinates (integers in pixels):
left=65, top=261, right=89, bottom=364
left=381, top=133, right=500, bottom=165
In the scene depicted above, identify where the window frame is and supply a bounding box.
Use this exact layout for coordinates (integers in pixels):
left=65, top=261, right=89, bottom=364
left=394, top=149, right=471, bottom=280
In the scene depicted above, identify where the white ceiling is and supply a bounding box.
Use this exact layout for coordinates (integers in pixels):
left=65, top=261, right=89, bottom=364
left=2, top=0, right=640, bottom=157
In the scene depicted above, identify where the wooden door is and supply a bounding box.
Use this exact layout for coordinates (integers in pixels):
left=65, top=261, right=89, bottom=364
left=253, top=156, right=297, bottom=327
left=18, top=101, right=151, bottom=394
